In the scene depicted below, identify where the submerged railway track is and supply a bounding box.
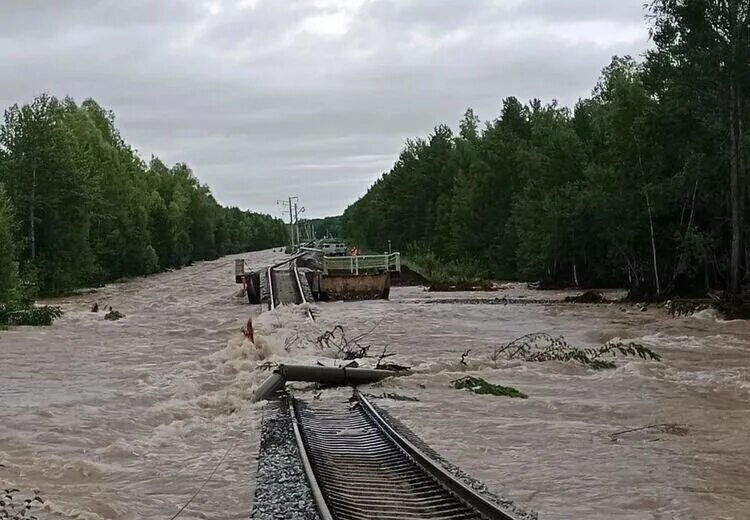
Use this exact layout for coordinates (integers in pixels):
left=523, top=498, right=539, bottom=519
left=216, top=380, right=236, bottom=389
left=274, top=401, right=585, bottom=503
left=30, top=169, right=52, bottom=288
left=262, top=258, right=520, bottom=518
left=267, top=260, right=314, bottom=320
left=289, top=391, right=521, bottom=520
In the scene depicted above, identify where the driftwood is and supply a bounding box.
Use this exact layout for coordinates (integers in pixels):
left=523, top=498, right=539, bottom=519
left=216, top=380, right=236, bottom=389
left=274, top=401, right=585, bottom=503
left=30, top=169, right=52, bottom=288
left=314, top=322, right=382, bottom=360
left=313, top=323, right=411, bottom=372
left=609, top=423, right=689, bottom=441
left=366, top=392, right=420, bottom=402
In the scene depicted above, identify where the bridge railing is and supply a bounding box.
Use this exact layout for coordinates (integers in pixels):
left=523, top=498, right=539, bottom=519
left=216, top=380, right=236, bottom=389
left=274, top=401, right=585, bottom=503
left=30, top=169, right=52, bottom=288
left=322, top=253, right=401, bottom=275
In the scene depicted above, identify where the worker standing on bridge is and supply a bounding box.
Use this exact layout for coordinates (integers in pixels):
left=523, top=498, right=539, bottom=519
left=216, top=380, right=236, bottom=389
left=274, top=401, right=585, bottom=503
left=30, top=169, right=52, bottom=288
left=351, top=246, right=359, bottom=257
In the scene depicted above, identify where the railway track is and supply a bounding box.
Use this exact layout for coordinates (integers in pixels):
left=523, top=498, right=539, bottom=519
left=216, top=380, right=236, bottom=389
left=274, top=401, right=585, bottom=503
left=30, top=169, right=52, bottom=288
left=268, top=261, right=314, bottom=320
left=290, top=392, right=520, bottom=520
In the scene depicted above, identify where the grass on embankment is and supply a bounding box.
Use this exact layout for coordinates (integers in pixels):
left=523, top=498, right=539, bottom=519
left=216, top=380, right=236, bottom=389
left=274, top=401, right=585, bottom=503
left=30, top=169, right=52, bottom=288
left=402, top=246, right=493, bottom=291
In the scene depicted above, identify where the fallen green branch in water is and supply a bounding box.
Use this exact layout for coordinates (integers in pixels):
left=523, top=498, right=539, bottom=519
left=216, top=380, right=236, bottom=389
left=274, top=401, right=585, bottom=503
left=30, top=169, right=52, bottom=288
left=491, top=333, right=661, bottom=370
left=451, top=376, right=528, bottom=398
left=0, top=305, right=62, bottom=327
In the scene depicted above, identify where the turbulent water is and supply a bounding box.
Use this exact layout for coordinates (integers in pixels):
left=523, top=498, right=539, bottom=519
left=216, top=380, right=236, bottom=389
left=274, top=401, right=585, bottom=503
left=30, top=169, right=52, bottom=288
left=2, top=249, right=749, bottom=519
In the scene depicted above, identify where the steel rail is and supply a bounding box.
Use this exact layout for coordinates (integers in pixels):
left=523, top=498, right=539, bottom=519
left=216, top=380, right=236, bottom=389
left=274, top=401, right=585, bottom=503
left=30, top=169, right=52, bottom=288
left=291, top=263, right=315, bottom=321
left=267, top=253, right=312, bottom=315
left=270, top=252, right=306, bottom=270
left=267, top=267, right=275, bottom=311
left=356, top=391, right=521, bottom=520
left=291, top=393, right=522, bottom=520
left=289, top=398, right=334, bottom=520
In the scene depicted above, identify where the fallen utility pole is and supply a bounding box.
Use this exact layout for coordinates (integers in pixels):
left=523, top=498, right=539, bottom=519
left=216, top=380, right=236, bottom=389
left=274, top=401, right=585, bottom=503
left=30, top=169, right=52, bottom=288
left=252, top=364, right=406, bottom=402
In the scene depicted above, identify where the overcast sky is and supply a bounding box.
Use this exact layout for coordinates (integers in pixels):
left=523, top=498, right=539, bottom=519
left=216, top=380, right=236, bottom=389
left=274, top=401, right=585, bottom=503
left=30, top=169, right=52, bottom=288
left=0, top=0, right=650, bottom=218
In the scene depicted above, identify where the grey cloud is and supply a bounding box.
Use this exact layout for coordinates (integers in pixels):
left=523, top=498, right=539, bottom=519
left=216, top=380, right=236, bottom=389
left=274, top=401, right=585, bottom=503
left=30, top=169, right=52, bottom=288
left=505, top=0, right=646, bottom=23
left=0, top=0, right=650, bottom=217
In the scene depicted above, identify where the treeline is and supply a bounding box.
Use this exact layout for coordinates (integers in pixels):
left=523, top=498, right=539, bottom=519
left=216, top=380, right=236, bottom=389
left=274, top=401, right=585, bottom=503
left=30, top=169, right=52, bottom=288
left=0, top=94, right=285, bottom=302
left=302, top=216, right=343, bottom=241
left=343, top=1, right=750, bottom=297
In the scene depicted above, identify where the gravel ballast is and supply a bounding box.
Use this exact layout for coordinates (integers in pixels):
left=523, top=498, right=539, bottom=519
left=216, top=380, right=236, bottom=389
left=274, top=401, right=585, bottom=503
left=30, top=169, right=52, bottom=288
left=251, top=400, right=319, bottom=520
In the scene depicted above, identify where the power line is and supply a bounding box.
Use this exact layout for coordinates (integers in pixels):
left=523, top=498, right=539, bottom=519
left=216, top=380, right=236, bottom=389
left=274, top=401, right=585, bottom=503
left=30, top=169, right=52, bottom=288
left=167, top=427, right=246, bottom=520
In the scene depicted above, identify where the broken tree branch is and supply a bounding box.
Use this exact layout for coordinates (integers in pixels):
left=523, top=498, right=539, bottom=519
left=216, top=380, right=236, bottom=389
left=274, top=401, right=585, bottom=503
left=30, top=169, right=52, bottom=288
left=609, top=423, right=689, bottom=440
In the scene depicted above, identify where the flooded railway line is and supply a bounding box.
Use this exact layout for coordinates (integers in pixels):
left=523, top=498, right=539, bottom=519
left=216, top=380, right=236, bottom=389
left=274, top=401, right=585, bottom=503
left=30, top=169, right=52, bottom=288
left=4, top=249, right=750, bottom=520
left=267, top=260, right=314, bottom=320
left=253, top=256, right=530, bottom=519
left=290, top=391, right=523, bottom=520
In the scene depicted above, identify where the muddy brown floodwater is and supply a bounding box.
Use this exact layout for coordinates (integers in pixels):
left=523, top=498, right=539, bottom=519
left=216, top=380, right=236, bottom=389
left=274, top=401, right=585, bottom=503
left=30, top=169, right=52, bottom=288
left=2, top=249, right=750, bottom=520
left=0, top=250, right=288, bottom=520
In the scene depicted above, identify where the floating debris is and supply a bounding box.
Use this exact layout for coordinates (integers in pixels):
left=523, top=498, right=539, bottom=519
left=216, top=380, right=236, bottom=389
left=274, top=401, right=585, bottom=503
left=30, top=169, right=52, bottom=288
left=491, top=332, right=661, bottom=370
left=368, top=392, right=420, bottom=402
left=450, top=376, right=528, bottom=399
left=564, top=290, right=608, bottom=304
left=104, top=307, right=125, bottom=321
left=609, top=423, right=690, bottom=441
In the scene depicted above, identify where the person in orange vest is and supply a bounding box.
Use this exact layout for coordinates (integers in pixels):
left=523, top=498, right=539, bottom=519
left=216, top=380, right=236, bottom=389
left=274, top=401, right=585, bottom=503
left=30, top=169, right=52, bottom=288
left=351, top=247, right=359, bottom=256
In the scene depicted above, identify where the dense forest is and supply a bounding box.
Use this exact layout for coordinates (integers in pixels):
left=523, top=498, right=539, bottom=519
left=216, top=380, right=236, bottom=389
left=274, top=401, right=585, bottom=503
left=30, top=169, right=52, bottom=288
left=302, top=216, right=343, bottom=241
left=342, top=1, right=750, bottom=297
left=0, top=95, right=285, bottom=306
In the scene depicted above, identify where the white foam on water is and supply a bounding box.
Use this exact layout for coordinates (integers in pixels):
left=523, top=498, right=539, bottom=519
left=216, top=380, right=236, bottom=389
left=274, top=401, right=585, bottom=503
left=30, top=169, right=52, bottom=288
left=96, top=439, right=141, bottom=459
left=40, top=455, right=126, bottom=482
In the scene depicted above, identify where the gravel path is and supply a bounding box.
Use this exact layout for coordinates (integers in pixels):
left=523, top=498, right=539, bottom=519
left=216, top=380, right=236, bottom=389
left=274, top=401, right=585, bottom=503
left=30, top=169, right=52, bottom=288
left=251, top=400, right=319, bottom=520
